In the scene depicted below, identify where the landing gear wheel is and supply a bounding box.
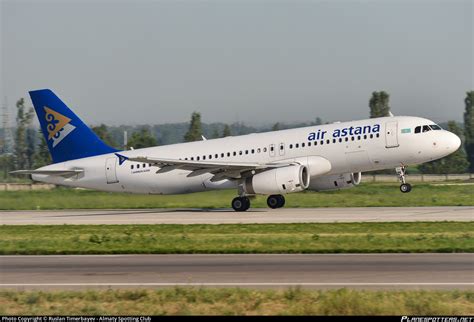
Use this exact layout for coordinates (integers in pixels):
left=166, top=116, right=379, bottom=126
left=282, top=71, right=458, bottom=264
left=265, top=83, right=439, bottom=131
left=232, top=196, right=250, bottom=212
left=400, top=183, right=412, bottom=193
left=396, top=166, right=412, bottom=193
left=267, top=195, right=285, bottom=209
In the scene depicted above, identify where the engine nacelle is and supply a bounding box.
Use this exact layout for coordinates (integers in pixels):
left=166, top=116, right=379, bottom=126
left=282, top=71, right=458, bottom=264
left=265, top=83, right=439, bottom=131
left=243, top=165, right=310, bottom=195
left=308, top=172, right=362, bottom=191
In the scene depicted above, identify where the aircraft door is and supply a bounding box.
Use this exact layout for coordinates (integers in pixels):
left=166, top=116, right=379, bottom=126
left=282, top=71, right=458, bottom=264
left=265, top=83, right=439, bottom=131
left=269, top=144, right=276, bottom=157
left=385, top=121, right=399, bottom=148
left=279, top=143, right=285, bottom=156
left=105, top=157, right=119, bottom=184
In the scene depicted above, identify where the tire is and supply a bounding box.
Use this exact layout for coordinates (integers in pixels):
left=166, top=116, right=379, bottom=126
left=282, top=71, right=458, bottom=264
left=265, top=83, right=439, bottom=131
left=267, top=195, right=280, bottom=209
left=277, top=195, right=286, bottom=208
left=232, top=197, right=250, bottom=212
left=400, top=183, right=412, bottom=193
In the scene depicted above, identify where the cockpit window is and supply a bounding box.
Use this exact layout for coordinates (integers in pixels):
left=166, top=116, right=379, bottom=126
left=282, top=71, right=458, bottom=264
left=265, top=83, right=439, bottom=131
left=415, top=126, right=421, bottom=134
left=430, top=124, right=442, bottom=130
left=422, top=125, right=431, bottom=133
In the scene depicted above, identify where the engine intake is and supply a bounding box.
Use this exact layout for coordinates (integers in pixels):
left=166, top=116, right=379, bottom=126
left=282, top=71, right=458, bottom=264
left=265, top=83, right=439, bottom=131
left=243, top=165, right=310, bottom=195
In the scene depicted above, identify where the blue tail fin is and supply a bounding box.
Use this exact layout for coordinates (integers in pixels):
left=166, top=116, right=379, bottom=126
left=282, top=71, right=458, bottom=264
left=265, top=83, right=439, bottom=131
left=29, top=89, right=118, bottom=163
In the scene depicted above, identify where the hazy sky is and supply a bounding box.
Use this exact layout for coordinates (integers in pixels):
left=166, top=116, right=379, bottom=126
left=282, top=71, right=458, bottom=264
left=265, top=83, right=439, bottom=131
left=1, top=0, right=473, bottom=126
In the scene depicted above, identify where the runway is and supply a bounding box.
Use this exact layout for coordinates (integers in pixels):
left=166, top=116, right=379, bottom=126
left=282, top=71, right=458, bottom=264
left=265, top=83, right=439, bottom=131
left=1, top=206, right=473, bottom=225
left=0, top=254, right=472, bottom=290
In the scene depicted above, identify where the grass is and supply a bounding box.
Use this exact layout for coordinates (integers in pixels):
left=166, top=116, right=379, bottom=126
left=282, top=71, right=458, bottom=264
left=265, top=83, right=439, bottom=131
left=0, top=182, right=473, bottom=210
left=0, top=288, right=472, bottom=315
left=1, top=222, right=472, bottom=254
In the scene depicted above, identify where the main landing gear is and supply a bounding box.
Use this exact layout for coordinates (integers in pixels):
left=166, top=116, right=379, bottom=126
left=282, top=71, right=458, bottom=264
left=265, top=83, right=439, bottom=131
left=231, top=194, right=286, bottom=212
left=231, top=196, right=250, bottom=212
left=396, top=166, right=412, bottom=193
left=267, top=194, right=285, bottom=209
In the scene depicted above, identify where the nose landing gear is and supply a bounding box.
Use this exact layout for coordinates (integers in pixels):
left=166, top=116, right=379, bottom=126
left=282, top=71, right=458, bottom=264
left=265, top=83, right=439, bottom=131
left=396, top=166, right=412, bottom=193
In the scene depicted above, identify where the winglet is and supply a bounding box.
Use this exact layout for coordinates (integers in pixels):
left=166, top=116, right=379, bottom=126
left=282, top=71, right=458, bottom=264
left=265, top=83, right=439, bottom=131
left=115, top=153, right=128, bottom=166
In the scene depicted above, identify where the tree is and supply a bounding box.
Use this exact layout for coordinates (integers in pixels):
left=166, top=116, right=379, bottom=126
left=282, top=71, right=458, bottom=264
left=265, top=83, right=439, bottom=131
left=369, top=91, right=391, bottom=118
left=184, top=112, right=203, bottom=142
left=464, top=91, right=474, bottom=172
left=314, top=117, right=323, bottom=126
left=211, top=127, right=220, bottom=139
left=127, top=127, right=157, bottom=149
left=14, top=98, right=34, bottom=170
left=33, top=130, right=51, bottom=168
left=0, top=155, right=14, bottom=180
left=418, top=121, right=469, bottom=174
left=272, top=123, right=281, bottom=131
left=222, top=124, right=232, bottom=137
left=92, top=124, right=117, bottom=148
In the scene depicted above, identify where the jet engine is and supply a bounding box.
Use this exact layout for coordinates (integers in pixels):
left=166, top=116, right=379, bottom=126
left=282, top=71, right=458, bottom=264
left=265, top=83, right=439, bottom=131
left=308, top=172, right=361, bottom=191
left=243, top=165, right=310, bottom=195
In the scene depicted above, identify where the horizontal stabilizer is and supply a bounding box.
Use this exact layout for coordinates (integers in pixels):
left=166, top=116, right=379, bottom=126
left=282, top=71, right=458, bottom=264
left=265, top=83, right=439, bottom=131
left=10, top=169, right=84, bottom=176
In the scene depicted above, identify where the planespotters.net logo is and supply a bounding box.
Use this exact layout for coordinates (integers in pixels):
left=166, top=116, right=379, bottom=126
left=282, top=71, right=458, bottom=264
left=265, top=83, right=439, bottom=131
left=402, top=317, right=474, bottom=322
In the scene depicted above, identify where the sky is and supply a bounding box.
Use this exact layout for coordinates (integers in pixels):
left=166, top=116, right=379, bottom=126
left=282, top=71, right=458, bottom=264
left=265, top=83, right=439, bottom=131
left=1, top=0, right=473, bottom=127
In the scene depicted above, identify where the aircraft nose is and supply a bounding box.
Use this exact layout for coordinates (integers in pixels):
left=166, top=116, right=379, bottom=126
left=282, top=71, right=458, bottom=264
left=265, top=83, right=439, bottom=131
left=447, top=132, right=461, bottom=152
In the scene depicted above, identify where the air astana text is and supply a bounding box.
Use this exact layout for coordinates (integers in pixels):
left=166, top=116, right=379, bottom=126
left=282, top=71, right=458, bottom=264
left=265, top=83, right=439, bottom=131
left=307, top=124, right=381, bottom=141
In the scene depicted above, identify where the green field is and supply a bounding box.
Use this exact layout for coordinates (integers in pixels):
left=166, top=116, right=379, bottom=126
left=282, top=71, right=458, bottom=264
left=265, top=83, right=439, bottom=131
left=1, top=222, right=472, bottom=254
left=1, top=288, right=472, bottom=315
left=0, top=182, right=473, bottom=210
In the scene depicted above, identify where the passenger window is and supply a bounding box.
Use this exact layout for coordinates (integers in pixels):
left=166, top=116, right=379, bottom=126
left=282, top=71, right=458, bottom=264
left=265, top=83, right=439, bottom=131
left=357, top=136, right=361, bottom=140
left=314, top=141, right=318, bottom=146
left=263, top=147, right=267, bottom=152
left=270, top=146, right=274, bottom=151
left=332, top=139, right=336, bottom=144
left=137, top=164, right=140, bottom=169
left=326, top=139, right=330, bottom=144
left=364, top=135, right=367, bottom=140
left=197, top=156, right=200, bottom=160
left=221, top=153, right=224, bottom=158
left=289, top=144, right=293, bottom=149
left=203, top=156, right=206, bottom=160
left=415, top=126, right=421, bottom=134
left=351, top=137, right=355, bottom=141
left=302, top=143, right=305, bottom=147
left=320, top=140, right=324, bottom=145
left=251, top=149, right=255, bottom=154
left=239, top=151, right=243, bottom=155
left=131, top=165, right=134, bottom=169
left=376, top=133, right=380, bottom=138
left=257, top=148, right=261, bottom=153
left=215, top=154, right=218, bottom=158
left=209, top=155, right=212, bottom=159
left=233, top=152, right=236, bottom=156
left=339, top=138, right=343, bottom=143
left=345, top=137, right=349, bottom=142
left=296, top=143, right=299, bottom=148
left=245, top=150, right=249, bottom=154
left=370, top=134, right=373, bottom=139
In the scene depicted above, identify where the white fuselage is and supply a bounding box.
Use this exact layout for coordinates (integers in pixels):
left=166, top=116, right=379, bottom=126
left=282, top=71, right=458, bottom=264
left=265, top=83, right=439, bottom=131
left=32, top=116, right=460, bottom=195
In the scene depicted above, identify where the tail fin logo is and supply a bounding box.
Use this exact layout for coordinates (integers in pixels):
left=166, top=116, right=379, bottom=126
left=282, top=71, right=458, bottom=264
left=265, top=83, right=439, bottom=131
left=44, top=106, right=76, bottom=147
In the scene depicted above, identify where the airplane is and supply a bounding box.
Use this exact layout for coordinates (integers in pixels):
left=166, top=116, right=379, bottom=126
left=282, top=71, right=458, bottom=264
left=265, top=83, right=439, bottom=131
left=12, top=89, right=461, bottom=211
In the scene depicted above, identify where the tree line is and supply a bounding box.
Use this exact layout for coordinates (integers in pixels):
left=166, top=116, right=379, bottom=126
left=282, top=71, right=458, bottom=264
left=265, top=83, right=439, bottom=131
left=1, top=91, right=473, bottom=180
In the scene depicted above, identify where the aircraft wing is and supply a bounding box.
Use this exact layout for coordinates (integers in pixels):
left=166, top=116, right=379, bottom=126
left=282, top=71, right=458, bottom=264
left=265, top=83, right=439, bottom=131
left=10, top=169, right=84, bottom=177
left=126, top=155, right=293, bottom=181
